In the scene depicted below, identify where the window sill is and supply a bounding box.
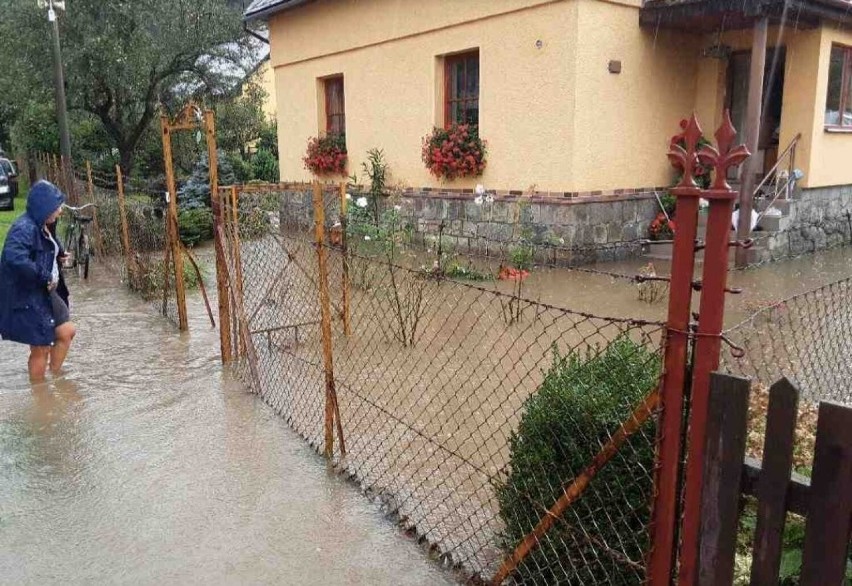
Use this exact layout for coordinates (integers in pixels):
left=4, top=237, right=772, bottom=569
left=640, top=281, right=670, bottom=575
left=824, top=126, right=852, bottom=134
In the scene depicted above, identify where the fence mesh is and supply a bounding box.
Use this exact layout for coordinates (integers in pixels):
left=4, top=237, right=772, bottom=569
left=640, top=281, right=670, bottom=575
left=219, top=184, right=667, bottom=584
left=722, top=275, right=852, bottom=406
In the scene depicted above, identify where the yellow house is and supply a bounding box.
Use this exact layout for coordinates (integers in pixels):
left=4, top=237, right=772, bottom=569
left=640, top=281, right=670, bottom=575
left=245, top=0, right=852, bottom=257
left=240, top=56, right=278, bottom=122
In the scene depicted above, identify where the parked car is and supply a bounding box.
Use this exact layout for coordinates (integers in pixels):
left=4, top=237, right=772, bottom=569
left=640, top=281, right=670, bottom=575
left=0, top=166, right=12, bottom=211
left=0, top=158, right=18, bottom=199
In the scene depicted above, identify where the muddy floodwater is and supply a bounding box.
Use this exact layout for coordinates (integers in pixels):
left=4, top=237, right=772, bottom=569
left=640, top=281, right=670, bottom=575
left=0, top=274, right=456, bottom=585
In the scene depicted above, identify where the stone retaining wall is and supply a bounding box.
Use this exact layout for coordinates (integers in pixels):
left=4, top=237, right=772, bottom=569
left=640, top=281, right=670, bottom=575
left=758, top=185, right=852, bottom=262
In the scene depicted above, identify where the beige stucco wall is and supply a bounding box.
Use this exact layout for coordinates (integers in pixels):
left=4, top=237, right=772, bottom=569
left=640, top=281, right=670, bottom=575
left=570, top=0, right=699, bottom=191
left=271, top=0, right=581, bottom=190
left=265, top=0, right=702, bottom=192
left=254, top=60, right=278, bottom=121
left=808, top=25, right=852, bottom=188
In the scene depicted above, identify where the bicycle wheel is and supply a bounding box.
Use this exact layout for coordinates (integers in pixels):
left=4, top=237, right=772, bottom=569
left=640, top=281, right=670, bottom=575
left=64, top=223, right=78, bottom=268
left=77, top=233, right=90, bottom=280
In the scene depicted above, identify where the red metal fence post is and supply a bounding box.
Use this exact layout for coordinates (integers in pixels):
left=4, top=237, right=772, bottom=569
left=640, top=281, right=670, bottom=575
left=648, top=113, right=750, bottom=586
left=647, top=118, right=704, bottom=586
left=678, top=113, right=750, bottom=585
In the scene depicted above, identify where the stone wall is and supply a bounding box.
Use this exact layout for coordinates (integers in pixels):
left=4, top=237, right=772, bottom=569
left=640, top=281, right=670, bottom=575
left=278, top=187, right=660, bottom=264
left=758, top=185, right=852, bottom=262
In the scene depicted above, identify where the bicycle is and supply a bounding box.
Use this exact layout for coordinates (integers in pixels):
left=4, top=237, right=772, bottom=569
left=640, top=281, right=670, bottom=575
left=61, top=203, right=96, bottom=280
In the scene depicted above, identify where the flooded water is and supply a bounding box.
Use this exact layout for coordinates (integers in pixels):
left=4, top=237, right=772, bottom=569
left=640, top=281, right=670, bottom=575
left=496, top=245, right=852, bottom=326
left=0, top=273, right=456, bottom=585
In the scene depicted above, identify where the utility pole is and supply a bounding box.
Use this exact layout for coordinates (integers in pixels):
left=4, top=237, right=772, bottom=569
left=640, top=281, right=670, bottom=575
left=46, top=0, right=76, bottom=202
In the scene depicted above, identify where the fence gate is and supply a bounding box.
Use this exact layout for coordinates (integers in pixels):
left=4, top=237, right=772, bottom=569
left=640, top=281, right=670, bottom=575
left=214, top=182, right=347, bottom=458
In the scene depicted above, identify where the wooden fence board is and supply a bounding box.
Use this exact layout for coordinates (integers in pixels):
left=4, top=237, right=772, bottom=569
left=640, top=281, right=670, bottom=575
left=750, top=377, right=800, bottom=586
left=698, top=373, right=751, bottom=586
left=800, top=401, right=852, bottom=586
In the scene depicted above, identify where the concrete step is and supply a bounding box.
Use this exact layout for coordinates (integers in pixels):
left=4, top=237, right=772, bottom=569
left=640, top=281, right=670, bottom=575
left=758, top=212, right=793, bottom=233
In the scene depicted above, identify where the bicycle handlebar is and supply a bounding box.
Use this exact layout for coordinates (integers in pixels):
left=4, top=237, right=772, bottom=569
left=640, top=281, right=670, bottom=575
left=62, top=203, right=97, bottom=212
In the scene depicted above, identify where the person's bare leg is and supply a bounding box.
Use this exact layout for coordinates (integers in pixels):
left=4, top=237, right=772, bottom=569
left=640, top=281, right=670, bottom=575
left=49, top=322, right=77, bottom=375
left=28, top=346, right=50, bottom=382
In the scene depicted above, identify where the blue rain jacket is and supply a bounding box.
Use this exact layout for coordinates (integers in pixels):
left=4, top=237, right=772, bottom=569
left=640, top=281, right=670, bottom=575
left=0, top=181, right=66, bottom=346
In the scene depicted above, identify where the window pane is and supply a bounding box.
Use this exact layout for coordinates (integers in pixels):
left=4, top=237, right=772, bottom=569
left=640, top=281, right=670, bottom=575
left=825, top=47, right=844, bottom=125
left=454, top=62, right=465, bottom=99
left=466, top=58, right=479, bottom=98
left=845, top=52, right=852, bottom=126
left=445, top=51, right=479, bottom=127
left=325, top=77, right=345, bottom=135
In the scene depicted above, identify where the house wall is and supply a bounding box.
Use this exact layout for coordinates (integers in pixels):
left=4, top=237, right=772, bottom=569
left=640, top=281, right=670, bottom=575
left=809, top=25, right=852, bottom=188
left=254, top=60, right=278, bottom=121
left=570, top=0, right=700, bottom=192
left=267, top=0, right=699, bottom=193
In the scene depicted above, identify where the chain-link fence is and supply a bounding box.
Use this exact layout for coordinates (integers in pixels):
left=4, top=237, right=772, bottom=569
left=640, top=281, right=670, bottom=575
left=722, top=274, right=852, bottom=406
left=217, top=183, right=667, bottom=584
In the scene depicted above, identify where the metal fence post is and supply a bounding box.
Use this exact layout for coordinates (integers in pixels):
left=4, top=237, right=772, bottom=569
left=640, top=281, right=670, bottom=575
left=85, top=160, right=106, bottom=258
left=339, top=182, right=352, bottom=337
left=647, top=119, right=703, bottom=586
left=160, top=115, right=189, bottom=331
left=312, top=182, right=346, bottom=460
left=115, top=165, right=135, bottom=286
left=678, top=114, right=750, bottom=585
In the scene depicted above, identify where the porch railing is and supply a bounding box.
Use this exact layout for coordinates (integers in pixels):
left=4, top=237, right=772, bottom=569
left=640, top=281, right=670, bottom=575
left=754, top=133, right=802, bottom=226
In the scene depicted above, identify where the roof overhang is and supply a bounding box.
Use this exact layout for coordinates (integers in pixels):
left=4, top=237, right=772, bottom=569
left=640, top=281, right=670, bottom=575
left=640, top=0, right=852, bottom=32
left=243, top=0, right=318, bottom=22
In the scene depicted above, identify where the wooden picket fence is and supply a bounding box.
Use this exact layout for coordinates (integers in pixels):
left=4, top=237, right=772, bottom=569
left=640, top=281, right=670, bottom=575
left=699, top=373, right=852, bottom=585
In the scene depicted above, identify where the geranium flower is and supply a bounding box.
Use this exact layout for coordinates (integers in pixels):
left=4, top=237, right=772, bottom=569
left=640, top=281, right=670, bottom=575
left=356, top=197, right=368, bottom=208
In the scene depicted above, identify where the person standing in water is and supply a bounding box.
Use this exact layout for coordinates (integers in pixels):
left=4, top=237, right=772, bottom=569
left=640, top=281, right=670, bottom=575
left=0, top=181, right=76, bottom=382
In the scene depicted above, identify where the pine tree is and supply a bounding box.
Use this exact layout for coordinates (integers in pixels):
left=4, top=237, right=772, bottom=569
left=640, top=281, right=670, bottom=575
left=178, top=150, right=235, bottom=210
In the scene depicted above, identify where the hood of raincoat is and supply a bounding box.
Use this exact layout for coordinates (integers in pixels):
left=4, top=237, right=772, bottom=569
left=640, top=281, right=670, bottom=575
left=26, top=181, right=65, bottom=227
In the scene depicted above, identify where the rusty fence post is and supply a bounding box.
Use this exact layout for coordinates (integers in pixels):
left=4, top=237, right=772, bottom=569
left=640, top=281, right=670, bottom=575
left=211, top=185, right=233, bottom=364
left=160, top=115, right=189, bottom=331
left=204, top=110, right=232, bottom=363
left=115, top=165, right=135, bottom=286
left=229, top=185, right=246, bottom=357
left=339, top=182, right=352, bottom=336
left=86, top=160, right=106, bottom=258
left=312, top=182, right=346, bottom=460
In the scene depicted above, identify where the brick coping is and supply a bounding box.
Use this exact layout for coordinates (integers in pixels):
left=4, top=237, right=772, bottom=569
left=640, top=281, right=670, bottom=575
left=399, top=187, right=661, bottom=205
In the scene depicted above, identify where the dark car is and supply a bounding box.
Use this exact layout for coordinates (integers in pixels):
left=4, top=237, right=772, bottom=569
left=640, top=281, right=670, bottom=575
left=0, top=158, right=18, bottom=199
left=0, top=166, right=12, bottom=211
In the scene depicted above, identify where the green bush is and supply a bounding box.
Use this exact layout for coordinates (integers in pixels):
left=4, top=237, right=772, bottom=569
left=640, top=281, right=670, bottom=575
left=251, top=148, right=279, bottom=183
left=496, top=335, right=660, bottom=584
left=509, top=244, right=534, bottom=271
left=178, top=207, right=214, bottom=246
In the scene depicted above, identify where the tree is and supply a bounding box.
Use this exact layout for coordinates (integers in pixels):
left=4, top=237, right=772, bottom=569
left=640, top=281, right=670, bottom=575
left=178, top=150, right=236, bottom=210
left=216, top=80, right=269, bottom=158
left=0, top=0, right=251, bottom=177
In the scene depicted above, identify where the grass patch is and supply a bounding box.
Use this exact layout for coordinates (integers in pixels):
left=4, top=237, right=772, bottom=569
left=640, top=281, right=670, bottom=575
left=0, top=174, right=29, bottom=248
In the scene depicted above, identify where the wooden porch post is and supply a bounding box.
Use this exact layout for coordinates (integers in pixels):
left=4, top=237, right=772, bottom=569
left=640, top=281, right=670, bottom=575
left=735, top=17, right=769, bottom=268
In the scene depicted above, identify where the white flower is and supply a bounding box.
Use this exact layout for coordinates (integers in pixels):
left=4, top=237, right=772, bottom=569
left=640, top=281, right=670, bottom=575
left=364, top=235, right=371, bottom=241
left=394, top=205, right=402, bottom=211
left=559, top=237, right=565, bottom=245
left=474, top=195, right=484, bottom=205
left=475, top=184, right=485, bottom=196
left=485, top=194, right=495, bottom=204
left=345, top=193, right=352, bottom=200
left=356, top=197, right=368, bottom=208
